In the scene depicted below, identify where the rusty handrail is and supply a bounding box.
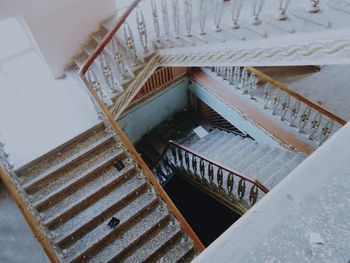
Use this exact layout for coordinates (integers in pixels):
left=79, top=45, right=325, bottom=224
left=159, top=140, right=269, bottom=194
left=247, top=67, right=347, bottom=126
left=79, top=0, right=142, bottom=76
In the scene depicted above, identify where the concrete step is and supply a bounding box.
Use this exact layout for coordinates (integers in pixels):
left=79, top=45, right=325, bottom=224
left=22, top=135, right=115, bottom=194
left=87, top=203, right=171, bottom=263
left=41, top=162, right=136, bottom=229
left=31, top=145, right=125, bottom=211
left=264, top=153, right=306, bottom=189
left=63, top=189, right=158, bottom=262
left=16, top=124, right=109, bottom=185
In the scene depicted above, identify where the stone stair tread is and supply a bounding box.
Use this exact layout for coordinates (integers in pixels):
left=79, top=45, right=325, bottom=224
left=204, top=132, right=239, bottom=160
left=44, top=171, right=145, bottom=236
left=87, top=203, right=170, bottom=263
left=264, top=153, right=306, bottom=189
left=235, top=144, right=271, bottom=173
left=200, top=131, right=231, bottom=156
left=219, top=137, right=250, bottom=167
left=21, top=135, right=114, bottom=192
left=63, top=189, right=158, bottom=262
left=257, top=150, right=297, bottom=184
left=17, top=124, right=109, bottom=183
left=189, top=128, right=220, bottom=150
left=227, top=140, right=258, bottom=169
left=41, top=162, right=135, bottom=226
left=243, top=148, right=283, bottom=179
left=32, top=145, right=125, bottom=209
left=121, top=221, right=182, bottom=263
left=194, top=129, right=221, bottom=152
left=155, top=239, right=194, bottom=263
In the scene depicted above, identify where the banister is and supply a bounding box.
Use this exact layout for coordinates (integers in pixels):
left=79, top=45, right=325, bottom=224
left=167, top=140, right=269, bottom=194
left=80, top=0, right=142, bottom=76
left=247, top=67, right=347, bottom=126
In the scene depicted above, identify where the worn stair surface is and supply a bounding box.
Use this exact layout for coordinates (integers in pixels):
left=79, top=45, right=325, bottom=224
left=183, top=128, right=307, bottom=190
left=13, top=123, right=198, bottom=262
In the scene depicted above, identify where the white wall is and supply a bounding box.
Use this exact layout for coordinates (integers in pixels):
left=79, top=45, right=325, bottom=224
left=0, top=0, right=117, bottom=77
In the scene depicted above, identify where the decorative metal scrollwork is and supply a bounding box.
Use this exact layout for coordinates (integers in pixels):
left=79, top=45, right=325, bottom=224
left=192, top=156, right=197, bottom=174
left=123, top=22, right=138, bottom=65
left=249, top=184, right=259, bottom=205
left=199, top=159, right=205, bottom=178
left=237, top=178, right=246, bottom=199
left=208, top=163, right=214, bottom=183
left=184, top=151, right=190, bottom=169
left=227, top=173, right=234, bottom=193
left=308, top=112, right=322, bottom=139
left=217, top=168, right=223, bottom=187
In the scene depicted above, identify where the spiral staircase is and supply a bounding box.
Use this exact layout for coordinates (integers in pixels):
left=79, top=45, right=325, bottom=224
left=1, top=0, right=350, bottom=262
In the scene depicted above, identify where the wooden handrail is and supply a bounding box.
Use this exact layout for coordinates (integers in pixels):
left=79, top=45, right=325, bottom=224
left=247, top=67, right=347, bottom=126
left=167, top=140, right=269, bottom=194
left=80, top=0, right=142, bottom=76
left=0, top=167, right=60, bottom=262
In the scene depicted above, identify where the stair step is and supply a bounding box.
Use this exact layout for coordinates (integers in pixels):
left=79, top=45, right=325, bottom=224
left=62, top=189, right=158, bottom=262
left=32, top=146, right=125, bottom=211
left=22, top=135, right=114, bottom=194
left=243, top=148, right=283, bottom=179
left=16, top=124, right=108, bottom=183
left=227, top=140, right=258, bottom=169
left=200, top=131, right=230, bottom=156
left=256, top=150, right=296, bottom=184
left=265, top=153, right=306, bottom=189
left=120, top=220, right=182, bottom=263
left=235, top=144, right=271, bottom=173
left=219, top=137, right=250, bottom=167
left=154, top=238, right=195, bottom=263
left=41, top=161, right=135, bottom=230
left=193, top=129, right=221, bottom=152
left=87, top=203, right=170, bottom=263
left=204, top=133, right=238, bottom=160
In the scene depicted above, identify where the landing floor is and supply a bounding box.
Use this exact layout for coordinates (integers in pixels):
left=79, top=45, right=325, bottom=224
left=258, top=65, right=350, bottom=121
left=0, top=182, right=49, bottom=263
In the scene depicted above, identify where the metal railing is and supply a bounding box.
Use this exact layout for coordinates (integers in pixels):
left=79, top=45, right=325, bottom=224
left=154, top=140, right=269, bottom=209
left=210, top=66, right=346, bottom=145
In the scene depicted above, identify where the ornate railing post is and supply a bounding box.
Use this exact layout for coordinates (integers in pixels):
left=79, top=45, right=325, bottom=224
left=214, top=0, right=224, bottom=32
left=278, top=0, right=291, bottom=20
left=252, top=0, right=265, bottom=25
left=199, top=0, right=208, bottom=35
left=151, top=0, right=160, bottom=42
left=161, top=0, right=170, bottom=38
left=172, top=0, right=180, bottom=38
left=136, top=7, right=149, bottom=54
left=184, top=0, right=193, bottom=37
left=123, top=22, right=139, bottom=66
left=231, top=0, right=243, bottom=29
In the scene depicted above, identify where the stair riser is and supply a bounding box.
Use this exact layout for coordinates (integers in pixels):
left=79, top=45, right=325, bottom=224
left=45, top=167, right=136, bottom=229
left=105, top=216, right=171, bottom=263
left=56, top=182, right=149, bottom=249
left=142, top=232, right=183, bottom=263
left=16, top=124, right=105, bottom=178
left=34, top=153, right=126, bottom=212
left=23, top=138, right=115, bottom=194
left=71, top=201, right=163, bottom=263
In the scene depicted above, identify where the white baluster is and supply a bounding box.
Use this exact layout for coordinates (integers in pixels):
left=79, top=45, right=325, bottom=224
left=184, top=0, right=192, bottom=37
left=319, top=119, right=334, bottom=145
left=308, top=112, right=322, bottom=139
left=109, top=37, right=128, bottom=80
left=308, top=0, right=320, bottom=13
left=136, top=7, right=149, bottom=53
left=199, top=0, right=208, bottom=35
left=172, top=0, right=180, bottom=38
left=252, top=0, right=266, bottom=25
left=280, top=94, right=290, bottom=121
left=231, top=0, right=243, bottom=29
left=123, top=22, right=139, bottom=66
left=99, top=51, right=118, bottom=93
left=289, top=100, right=300, bottom=127
left=161, top=0, right=170, bottom=38
left=278, top=0, right=291, bottom=20
left=151, top=0, right=160, bottom=41
left=299, top=107, right=311, bottom=133
left=87, top=69, right=113, bottom=106
left=272, top=91, right=282, bottom=115
left=214, top=0, right=224, bottom=32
